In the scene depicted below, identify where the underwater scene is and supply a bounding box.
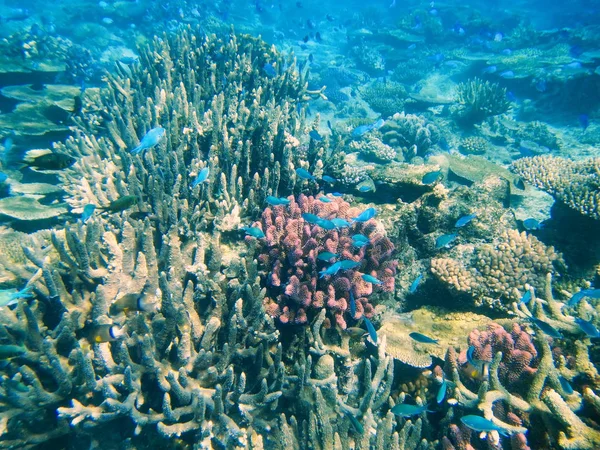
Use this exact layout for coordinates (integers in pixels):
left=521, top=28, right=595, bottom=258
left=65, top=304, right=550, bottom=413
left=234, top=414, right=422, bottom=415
left=1, top=0, right=600, bottom=448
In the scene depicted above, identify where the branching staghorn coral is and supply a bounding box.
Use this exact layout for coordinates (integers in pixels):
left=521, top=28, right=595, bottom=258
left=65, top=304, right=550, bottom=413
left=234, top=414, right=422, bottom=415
left=453, top=78, right=510, bottom=125
left=57, top=27, right=329, bottom=233
left=512, top=156, right=600, bottom=220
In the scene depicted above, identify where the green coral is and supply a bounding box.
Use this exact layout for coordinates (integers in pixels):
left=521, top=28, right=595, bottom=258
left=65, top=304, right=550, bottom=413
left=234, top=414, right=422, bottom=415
left=453, top=78, right=510, bottom=125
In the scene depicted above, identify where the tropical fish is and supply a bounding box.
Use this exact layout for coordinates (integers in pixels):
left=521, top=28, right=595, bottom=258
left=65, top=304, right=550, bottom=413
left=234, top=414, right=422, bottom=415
left=88, top=324, right=124, bottom=343
left=242, top=226, right=266, bottom=239
left=353, top=207, right=377, bottom=222
left=0, top=172, right=7, bottom=183
left=346, top=412, right=364, bottom=434
left=390, top=403, right=428, bottom=417
left=437, top=378, right=447, bottom=404
left=319, top=261, right=343, bottom=278
left=409, top=332, right=439, bottom=344
left=568, top=289, right=600, bottom=307
left=357, top=184, right=373, bottom=193
left=361, top=274, right=383, bottom=285
left=422, top=171, right=442, bottom=185
left=409, top=274, right=423, bottom=293
left=309, top=130, right=323, bottom=141
left=0, top=286, right=33, bottom=307
left=520, top=289, right=533, bottom=304
left=482, top=65, right=497, bottom=74
left=0, top=345, right=26, bottom=360
left=317, top=252, right=338, bottom=262
left=266, top=196, right=290, bottom=206
left=363, top=317, right=378, bottom=343
left=81, top=204, right=96, bottom=222
left=513, top=177, right=526, bottom=190
left=500, top=70, right=515, bottom=79
left=351, top=118, right=385, bottom=137
left=345, top=327, right=367, bottom=338
left=455, top=213, right=476, bottom=228
left=316, top=219, right=336, bottom=230
left=435, top=233, right=457, bottom=249
left=330, top=218, right=351, bottom=228
left=331, top=192, right=343, bottom=197
left=339, top=260, right=361, bottom=270
left=575, top=318, right=599, bottom=338
left=460, top=415, right=508, bottom=436
left=22, top=149, right=76, bottom=171
left=530, top=317, right=562, bottom=338
left=352, top=239, right=369, bottom=248
left=191, top=167, right=210, bottom=188
left=579, top=114, right=590, bottom=130
left=263, top=63, right=277, bottom=77
left=349, top=290, right=356, bottom=317
left=523, top=218, right=542, bottom=230
left=296, top=167, right=315, bottom=180
left=352, top=234, right=369, bottom=243
left=302, top=213, right=321, bottom=224
left=131, top=127, right=166, bottom=154
left=319, top=196, right=332, bottom=203
left=322, top=175, right=337, bottom=184
left=110, top=293, right=155, bottom=315
left=99, top=195, right=138, bottom=213
left=559, top=376, right=574, bottom=395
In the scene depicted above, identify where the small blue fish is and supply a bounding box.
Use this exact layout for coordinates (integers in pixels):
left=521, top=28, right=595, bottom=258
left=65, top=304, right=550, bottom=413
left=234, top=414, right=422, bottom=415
left=520, top=289, right=533, bottom=304
left=351, top=119, right=385, bottom=137
left=579, top=114, right=589, bottom=130
left=435, top=233, right=457, bottom=249
left=296, top=167, right=315, bottom=180
left=575, top=318, right=600, bottom=338
left=352, top=234, right=369, bottom=243
left=0, top=172, right=7, bottom=183
left=500, top=70, right=515, bottom=79
left=309, top=130, right=323, bottom=141
left=191, top=167, right=210, bottom=188
left=530, top=317, right=562, bottom=338
left=436, top=379, right=447, bottom=404
left=409, top=332, right=439, bottom=344
left=482, top=65, right=497, bottom=74
left=363, top=317, right=378, bottom=343
left=331, top=218, right=351, bottom=228
left=357, top=185, right=373, bottom=192
left=322, top=175, right=337, bottom=184
left=242, top=226, right=265, bottom=239
left=349, top=290, right=356, bottom=317
left=422, top=171, right=442, bottom=185
left=559, top=376, right=574, bottom=395
left=331, top=192, right=343, bottom=197
left=466, top=345, right=477, bottom=365
left=319, top=261, right=343, bottom=278
left=82, top=204, right=96, bottom=222
left=319, top=196, right=332, bottom=203
left=317, top=252, right=338, bottom=262
left=568, top=289, right=600, bottom=307
left=263, top=63, right=277, bottom=77
left=352, top=240, right=369, bottom=248
left=340, top=260, right=361, bottom=270
left=353, top=207, right=377, bottom=222
left=460, top=415, right=508, bottom=436
left=455, top=213, right=476, bottom=228
left=391, top=403, right=428, bottom=417
left=409, top=274, right=423, bottom=293
left=0, top=286, right=33, bottom=307
left=266, top=196, right=290, bottom=206
left=131, top=127, right=166, bottom=155
left=523, top=218, right=541, bottom=230
left=316, top=219, right=336, bottom=230
left=302, top=213, right=321, bottom=224
left=361, top=274, right=383, bottom=285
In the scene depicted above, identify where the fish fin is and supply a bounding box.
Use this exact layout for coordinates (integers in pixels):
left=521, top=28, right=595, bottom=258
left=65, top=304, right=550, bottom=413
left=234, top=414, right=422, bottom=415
left=130, top=145, right=143, bottom=155
left=23, top=149, right=52, bottom=163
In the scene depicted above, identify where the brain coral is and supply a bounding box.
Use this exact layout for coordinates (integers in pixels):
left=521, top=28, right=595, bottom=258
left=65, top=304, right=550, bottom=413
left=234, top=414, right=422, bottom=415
left=253, top=195, right=396, bottom=329
left=431, top=229, right=563, bottom=311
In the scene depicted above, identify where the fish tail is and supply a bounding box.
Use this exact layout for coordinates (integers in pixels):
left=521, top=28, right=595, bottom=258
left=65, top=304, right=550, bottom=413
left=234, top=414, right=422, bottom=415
left=130, top=145, right=143, bottom=155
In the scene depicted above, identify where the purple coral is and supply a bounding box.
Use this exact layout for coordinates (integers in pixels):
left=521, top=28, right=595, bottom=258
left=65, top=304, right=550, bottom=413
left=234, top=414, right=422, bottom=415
left=253, top=194, right=396, bottom=329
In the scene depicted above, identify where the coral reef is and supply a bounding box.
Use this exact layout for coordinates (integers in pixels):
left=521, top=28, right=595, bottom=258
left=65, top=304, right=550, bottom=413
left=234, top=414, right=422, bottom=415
left=458, top=136, right=489, bottom=155
left=512, top=156, right=600, bottom=220
left=453, top=78, right=510, bottom=125
left=361, top=81, right=407, bottom=118
left=431, top=229, right=563, bottom=311
left=380, top=112, right=440, bottom=159
left=350, top=137, right=398, bottom=163
left=254, top=194, right=396, bottom=329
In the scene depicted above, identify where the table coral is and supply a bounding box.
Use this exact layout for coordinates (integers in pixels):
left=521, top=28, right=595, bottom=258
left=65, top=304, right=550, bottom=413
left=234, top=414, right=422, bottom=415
left=254, top=194, right=396, bottom=329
